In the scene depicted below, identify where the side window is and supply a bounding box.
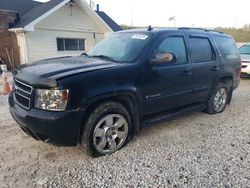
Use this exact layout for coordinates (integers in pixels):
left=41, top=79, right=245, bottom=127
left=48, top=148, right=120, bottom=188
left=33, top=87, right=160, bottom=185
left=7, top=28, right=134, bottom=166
left=156, top=37, right=187, bottom=64
left=189, top=37, right=213, bottom=63
left=214, top=36, right=239, bottom=59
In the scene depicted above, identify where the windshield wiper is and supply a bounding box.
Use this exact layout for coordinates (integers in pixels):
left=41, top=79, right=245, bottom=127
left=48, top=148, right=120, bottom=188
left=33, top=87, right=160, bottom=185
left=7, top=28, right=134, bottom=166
left=81, top=52, right=92, bottom=58
left=92, top=55, right=117, bottom=62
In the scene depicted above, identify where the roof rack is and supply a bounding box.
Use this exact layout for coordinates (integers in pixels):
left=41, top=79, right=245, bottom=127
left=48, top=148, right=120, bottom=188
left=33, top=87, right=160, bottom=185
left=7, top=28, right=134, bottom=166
left=178, top=27, right=224, bottom=34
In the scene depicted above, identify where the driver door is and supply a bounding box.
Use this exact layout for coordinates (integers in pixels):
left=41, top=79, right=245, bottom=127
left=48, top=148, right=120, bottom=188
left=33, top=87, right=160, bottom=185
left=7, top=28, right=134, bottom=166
left=141, top=35, right=194, bottom=115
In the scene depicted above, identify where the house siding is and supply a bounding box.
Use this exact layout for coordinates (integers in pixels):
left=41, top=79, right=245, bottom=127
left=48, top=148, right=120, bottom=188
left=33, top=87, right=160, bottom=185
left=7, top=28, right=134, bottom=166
left=16, top=32, right=28, bottom=65
left=25, top=3, right=106, bottom=63
left=25, top=29, right=104, bottom=62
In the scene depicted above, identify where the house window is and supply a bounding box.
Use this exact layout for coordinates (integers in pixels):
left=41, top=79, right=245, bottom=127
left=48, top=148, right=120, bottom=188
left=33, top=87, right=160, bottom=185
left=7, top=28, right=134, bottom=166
left=57, top=38, right=85, bottom=51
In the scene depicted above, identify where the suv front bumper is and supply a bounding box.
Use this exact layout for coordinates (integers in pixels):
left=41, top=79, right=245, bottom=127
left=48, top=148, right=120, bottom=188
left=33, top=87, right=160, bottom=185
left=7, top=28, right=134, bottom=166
left=9, top=92, right=84, bottom=146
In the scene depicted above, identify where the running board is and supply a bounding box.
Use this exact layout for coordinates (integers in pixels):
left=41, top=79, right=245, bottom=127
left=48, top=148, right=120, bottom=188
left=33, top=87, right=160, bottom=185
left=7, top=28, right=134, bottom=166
left=142, top=103, right=206, bottom=127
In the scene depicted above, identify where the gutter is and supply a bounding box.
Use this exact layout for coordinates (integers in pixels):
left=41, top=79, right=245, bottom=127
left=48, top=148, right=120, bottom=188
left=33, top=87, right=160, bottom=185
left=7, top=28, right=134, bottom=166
left=8, top=28, right=24, bottom=33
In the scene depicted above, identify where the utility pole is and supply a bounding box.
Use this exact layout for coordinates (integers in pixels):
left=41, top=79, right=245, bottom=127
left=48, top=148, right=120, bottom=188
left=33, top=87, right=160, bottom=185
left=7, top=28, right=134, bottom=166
left=130, top=5, right=134, bottom=26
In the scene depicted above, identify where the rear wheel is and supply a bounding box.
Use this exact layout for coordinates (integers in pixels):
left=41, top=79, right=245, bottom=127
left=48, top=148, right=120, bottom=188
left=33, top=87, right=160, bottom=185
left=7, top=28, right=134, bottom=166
left=81, top=101, right=132, bottom=156
left=206, top=82, right=228, bottom=114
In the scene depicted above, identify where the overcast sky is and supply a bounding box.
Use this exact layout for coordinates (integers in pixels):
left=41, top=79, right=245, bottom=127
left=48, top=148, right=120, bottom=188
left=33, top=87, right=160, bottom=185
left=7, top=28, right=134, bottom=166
left=37, top=0, right=250, bottom=28
left=93, top=0, right=250, bottom=28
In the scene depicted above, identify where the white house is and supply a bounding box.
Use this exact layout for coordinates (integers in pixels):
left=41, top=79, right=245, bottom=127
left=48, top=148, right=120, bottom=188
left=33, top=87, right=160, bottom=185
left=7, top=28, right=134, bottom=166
left=3, top=0, right=122, bottom=64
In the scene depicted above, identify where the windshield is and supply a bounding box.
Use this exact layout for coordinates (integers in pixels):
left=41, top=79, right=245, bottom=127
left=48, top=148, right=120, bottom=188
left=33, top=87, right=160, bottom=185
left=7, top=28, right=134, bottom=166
left=239, top=45, right=250, bottom=54
left=87, top=32, right=151, bottom=62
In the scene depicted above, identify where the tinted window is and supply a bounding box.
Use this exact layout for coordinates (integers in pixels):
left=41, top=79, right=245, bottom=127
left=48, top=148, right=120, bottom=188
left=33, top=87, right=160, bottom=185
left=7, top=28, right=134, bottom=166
left=214, top=36, right=239, bottom=59
left=189, top=37, right=213, bottom=63
left=156, top=37, right=187, bottom=64
left=57, top=38, right=85, bottom=51
left=239, top=45, right=250, bottom=55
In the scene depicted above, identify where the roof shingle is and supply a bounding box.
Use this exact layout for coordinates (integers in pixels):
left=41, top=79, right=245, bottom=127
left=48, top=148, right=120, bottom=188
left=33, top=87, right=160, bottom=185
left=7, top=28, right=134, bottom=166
left=13, top=0, right=65, bottom=28
left=0, top=0, right=42, bottom=16
left=0, top=0, right=122, bottom=31
left=95, top=11, right=123, bottom=32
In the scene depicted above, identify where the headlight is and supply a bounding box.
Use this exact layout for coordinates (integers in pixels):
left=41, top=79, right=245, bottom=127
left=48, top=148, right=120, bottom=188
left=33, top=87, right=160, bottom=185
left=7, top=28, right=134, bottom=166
left=34, top=89, right=69, bottom=111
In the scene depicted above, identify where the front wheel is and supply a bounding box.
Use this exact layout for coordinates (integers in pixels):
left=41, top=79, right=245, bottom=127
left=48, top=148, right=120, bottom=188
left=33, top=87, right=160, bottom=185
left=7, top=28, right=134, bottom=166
left=206, top=82, right=228, bottom=114
left=81, top=102, right=132, bottom=156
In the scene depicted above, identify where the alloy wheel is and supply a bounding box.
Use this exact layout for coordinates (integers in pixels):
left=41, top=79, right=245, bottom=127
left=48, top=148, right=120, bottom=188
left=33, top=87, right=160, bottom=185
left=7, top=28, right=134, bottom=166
left=214, top=88, right=227, bottom=112
left=93, top=114, right=129, bottom=154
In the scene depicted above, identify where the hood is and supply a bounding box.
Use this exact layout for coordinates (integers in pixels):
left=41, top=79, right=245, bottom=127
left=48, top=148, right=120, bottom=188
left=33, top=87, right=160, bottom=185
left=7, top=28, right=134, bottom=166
left=14, top=56, right=123, bottom=87
left=240, top=54, right=250, bottom=61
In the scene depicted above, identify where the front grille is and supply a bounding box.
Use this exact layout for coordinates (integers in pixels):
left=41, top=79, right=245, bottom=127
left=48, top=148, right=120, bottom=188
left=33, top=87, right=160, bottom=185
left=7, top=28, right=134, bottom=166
left=13, top=78, right=33, bottom=110
left=14, top=78, right=33, bottom=94
left=15, top=93, right=30, bottom=108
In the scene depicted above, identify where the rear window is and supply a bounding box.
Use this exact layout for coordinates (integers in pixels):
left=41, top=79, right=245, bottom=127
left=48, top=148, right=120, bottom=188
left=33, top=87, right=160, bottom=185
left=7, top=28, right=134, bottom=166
left=214, top=36, right=239, bottom=59
left=189, top=37, right=213, bottom=63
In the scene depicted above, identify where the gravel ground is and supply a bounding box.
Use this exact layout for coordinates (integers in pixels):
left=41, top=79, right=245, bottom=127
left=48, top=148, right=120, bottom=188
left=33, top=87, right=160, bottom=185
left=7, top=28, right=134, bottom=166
left=0, top=79, right=250, bottom=188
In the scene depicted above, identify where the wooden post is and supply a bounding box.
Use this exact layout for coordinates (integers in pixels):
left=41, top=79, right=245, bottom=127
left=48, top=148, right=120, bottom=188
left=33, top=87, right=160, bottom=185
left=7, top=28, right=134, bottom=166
left=5, top=47, right=13, bottom=70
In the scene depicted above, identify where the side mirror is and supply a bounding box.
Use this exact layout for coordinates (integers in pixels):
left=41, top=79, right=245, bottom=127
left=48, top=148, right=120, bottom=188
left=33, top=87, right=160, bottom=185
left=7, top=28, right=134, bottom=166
left=150, top=52, right=177, bottom=65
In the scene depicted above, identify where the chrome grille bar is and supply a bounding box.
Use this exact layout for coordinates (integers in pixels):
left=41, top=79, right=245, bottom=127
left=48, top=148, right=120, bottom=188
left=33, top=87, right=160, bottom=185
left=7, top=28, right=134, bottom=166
left=14, top=78, right=33, bottom=94
left=13, top=78, right=33, bottom=110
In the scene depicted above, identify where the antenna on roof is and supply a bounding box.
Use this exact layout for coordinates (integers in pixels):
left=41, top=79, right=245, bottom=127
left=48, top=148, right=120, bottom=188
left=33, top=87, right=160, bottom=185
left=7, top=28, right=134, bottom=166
left=147, top=25, right=153, bottom=31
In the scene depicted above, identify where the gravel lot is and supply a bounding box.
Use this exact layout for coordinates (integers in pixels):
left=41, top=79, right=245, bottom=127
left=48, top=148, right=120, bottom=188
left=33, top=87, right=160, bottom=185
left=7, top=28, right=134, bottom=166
left=0, top=79, right=250, bottom=188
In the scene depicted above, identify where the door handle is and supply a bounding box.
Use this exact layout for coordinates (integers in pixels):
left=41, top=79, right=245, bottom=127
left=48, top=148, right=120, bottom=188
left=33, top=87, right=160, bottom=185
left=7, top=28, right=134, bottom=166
left=211, top=66, right=220, bottom=71
left=183, top=70, right=192, bottom=76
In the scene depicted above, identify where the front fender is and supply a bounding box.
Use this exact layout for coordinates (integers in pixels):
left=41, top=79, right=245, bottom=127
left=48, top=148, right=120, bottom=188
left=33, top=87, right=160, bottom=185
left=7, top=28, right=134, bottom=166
left=83, top=88, right=138, bottom=107
left=81, top=86, right=141, bottom=134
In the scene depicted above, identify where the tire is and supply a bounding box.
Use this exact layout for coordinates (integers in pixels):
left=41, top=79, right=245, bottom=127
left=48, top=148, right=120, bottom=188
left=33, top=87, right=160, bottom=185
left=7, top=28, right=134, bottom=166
left=81, top=101, right=132, bottom=156
left=205, top=82, right=228, bottom=115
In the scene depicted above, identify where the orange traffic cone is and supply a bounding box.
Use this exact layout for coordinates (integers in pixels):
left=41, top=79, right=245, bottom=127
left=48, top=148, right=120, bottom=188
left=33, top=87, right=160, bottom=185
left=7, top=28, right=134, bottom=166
left=2, top=73, right=11, bottom=95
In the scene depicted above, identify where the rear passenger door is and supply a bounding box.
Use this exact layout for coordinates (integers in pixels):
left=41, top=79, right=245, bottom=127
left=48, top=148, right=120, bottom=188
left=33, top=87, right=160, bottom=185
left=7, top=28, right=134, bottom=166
left=188, top=35, right=219, bottom=102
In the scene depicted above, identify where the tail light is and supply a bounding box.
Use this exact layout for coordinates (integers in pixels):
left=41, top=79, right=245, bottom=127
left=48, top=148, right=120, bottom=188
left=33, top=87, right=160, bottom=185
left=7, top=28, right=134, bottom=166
left=236, top=60, right=242, bottom=78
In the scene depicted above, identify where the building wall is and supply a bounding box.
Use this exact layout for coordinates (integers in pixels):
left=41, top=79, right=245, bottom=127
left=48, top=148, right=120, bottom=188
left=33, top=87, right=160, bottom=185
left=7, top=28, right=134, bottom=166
left=0, top=10, right=20, bottom=69
left=25, top=29, right=104, bottom=63
left=36, top=2, right=105, bottom=33
left=24, top=3, right=106, bottom=63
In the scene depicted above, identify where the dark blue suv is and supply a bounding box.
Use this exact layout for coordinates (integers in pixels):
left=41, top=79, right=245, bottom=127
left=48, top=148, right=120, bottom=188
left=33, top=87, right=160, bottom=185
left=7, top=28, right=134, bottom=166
left=9, top=28, right=241, bottom=156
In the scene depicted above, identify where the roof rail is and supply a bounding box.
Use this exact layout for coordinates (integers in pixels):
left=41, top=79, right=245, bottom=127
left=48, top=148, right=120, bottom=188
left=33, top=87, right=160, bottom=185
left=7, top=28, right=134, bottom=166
left=178, top=27, right=224, bottom=34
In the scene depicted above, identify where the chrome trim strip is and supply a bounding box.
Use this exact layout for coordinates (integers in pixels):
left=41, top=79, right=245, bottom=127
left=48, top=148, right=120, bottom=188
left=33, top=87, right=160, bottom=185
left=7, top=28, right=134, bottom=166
left=14, top=78, right=33, bottom=94
left=13, top=84, right=30, bottom=95
left=14, top=92, right=30, bottom=110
